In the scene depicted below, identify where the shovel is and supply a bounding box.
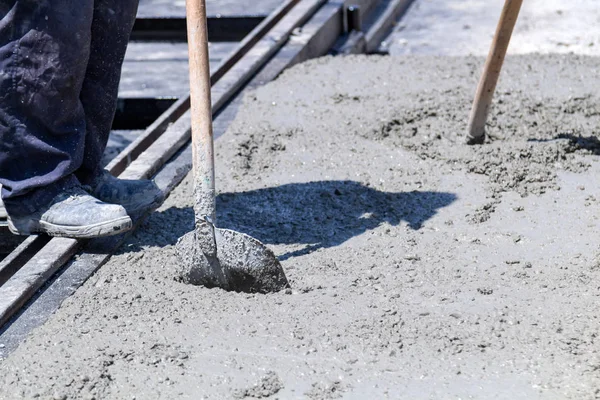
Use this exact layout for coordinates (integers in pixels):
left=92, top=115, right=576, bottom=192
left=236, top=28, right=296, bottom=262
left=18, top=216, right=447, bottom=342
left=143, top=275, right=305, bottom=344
left=175, top=0, right=290, bottom=293
left=466, top=0, right=523, bottom=145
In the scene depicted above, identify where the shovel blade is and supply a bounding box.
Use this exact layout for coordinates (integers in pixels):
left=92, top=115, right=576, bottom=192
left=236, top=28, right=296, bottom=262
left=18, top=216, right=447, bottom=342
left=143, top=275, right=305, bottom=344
left=176, top=227, right=289, bottom=294
left=214, top=228, right=289, bottom=294
left=176, top=229, right=230, bottom=290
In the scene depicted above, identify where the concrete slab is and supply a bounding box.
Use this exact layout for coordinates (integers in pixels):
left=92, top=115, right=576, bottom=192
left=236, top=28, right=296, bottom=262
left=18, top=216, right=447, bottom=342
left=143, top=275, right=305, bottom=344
left=386, top=0, right=600, bottom=56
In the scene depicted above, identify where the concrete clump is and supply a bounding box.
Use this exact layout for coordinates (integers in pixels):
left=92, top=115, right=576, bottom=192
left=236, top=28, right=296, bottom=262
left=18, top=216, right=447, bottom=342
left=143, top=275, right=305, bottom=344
left=232, top=371, right=284, bottom=399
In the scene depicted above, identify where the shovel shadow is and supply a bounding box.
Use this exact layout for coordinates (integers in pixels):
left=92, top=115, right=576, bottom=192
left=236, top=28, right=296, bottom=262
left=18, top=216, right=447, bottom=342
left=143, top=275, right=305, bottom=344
left=215, top=180, right=457, bottom=260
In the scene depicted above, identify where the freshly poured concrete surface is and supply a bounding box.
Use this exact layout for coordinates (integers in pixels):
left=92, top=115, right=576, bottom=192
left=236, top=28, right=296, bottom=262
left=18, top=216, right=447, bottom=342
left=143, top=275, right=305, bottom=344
left=1, top=54, right=600, bottom=399
left=388, top=0, right=600, bottom=56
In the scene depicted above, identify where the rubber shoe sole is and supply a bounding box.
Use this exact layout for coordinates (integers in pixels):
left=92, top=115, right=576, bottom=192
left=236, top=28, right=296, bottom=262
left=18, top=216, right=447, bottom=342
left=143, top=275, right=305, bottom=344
left=7, top=215, right=132, bottom=239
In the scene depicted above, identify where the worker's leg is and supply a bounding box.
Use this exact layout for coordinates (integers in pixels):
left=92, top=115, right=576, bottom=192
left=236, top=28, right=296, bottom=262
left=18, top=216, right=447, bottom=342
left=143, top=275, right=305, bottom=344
left=76, top=0, right=164, bottom=217
left=0, top=0, right=94, bottom=204
left=76, top=0, right=139, bottom=181
left=0, top=1, right=132, bottom=237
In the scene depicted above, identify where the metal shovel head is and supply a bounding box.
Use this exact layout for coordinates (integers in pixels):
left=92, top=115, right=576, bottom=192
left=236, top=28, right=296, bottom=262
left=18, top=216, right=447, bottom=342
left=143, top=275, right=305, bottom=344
left=176, top=225, right=290, bottom=294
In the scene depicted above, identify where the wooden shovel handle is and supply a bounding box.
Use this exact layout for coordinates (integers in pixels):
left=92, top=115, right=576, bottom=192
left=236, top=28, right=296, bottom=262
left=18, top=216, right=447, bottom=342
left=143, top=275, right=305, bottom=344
left=466, top=0, right=523, bottom=145
left=186, top=0, right=216, bottom=223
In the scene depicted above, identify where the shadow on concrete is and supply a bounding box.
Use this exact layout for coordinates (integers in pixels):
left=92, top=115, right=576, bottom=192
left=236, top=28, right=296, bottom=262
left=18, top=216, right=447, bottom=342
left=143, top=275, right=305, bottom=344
left=529, top=133, right=600, bottom=155
left=132, top=180, right=456, bottom=260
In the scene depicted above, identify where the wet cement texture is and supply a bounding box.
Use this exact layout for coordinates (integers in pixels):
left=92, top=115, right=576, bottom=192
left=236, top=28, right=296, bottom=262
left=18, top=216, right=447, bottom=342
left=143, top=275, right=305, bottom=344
left=1, top=55, right=600, bottom=399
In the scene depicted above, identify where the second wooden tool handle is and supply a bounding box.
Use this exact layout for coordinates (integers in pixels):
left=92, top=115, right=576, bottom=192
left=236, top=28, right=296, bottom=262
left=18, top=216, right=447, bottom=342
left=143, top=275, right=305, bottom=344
left=466, top=0, right=523, bottom=145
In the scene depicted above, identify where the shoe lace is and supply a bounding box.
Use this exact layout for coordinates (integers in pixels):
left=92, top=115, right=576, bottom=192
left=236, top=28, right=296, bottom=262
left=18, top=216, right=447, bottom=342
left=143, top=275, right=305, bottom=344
left=54, top=186, right=90, bottom=204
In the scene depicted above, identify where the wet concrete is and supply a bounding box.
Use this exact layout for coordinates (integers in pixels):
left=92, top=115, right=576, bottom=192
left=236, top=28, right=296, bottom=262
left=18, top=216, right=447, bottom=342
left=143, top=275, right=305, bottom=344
left=1, top=54, right=599, bottom=399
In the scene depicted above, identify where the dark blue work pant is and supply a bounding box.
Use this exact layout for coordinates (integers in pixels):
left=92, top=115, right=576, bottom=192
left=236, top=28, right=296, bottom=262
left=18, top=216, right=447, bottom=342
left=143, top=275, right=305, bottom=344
left=0, top=0, right=138, bottom=214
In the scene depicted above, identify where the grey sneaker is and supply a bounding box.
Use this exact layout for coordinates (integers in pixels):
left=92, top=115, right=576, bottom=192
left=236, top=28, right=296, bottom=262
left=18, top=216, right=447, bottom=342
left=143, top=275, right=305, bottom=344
left=7, top=186, right=132, bottom=238
left=86, top=170, right=164, bottom=216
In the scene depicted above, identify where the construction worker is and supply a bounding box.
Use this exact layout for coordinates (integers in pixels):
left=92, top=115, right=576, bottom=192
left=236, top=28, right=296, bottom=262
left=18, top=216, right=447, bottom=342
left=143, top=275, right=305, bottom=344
left=0, top=0, right=163, bottom=239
